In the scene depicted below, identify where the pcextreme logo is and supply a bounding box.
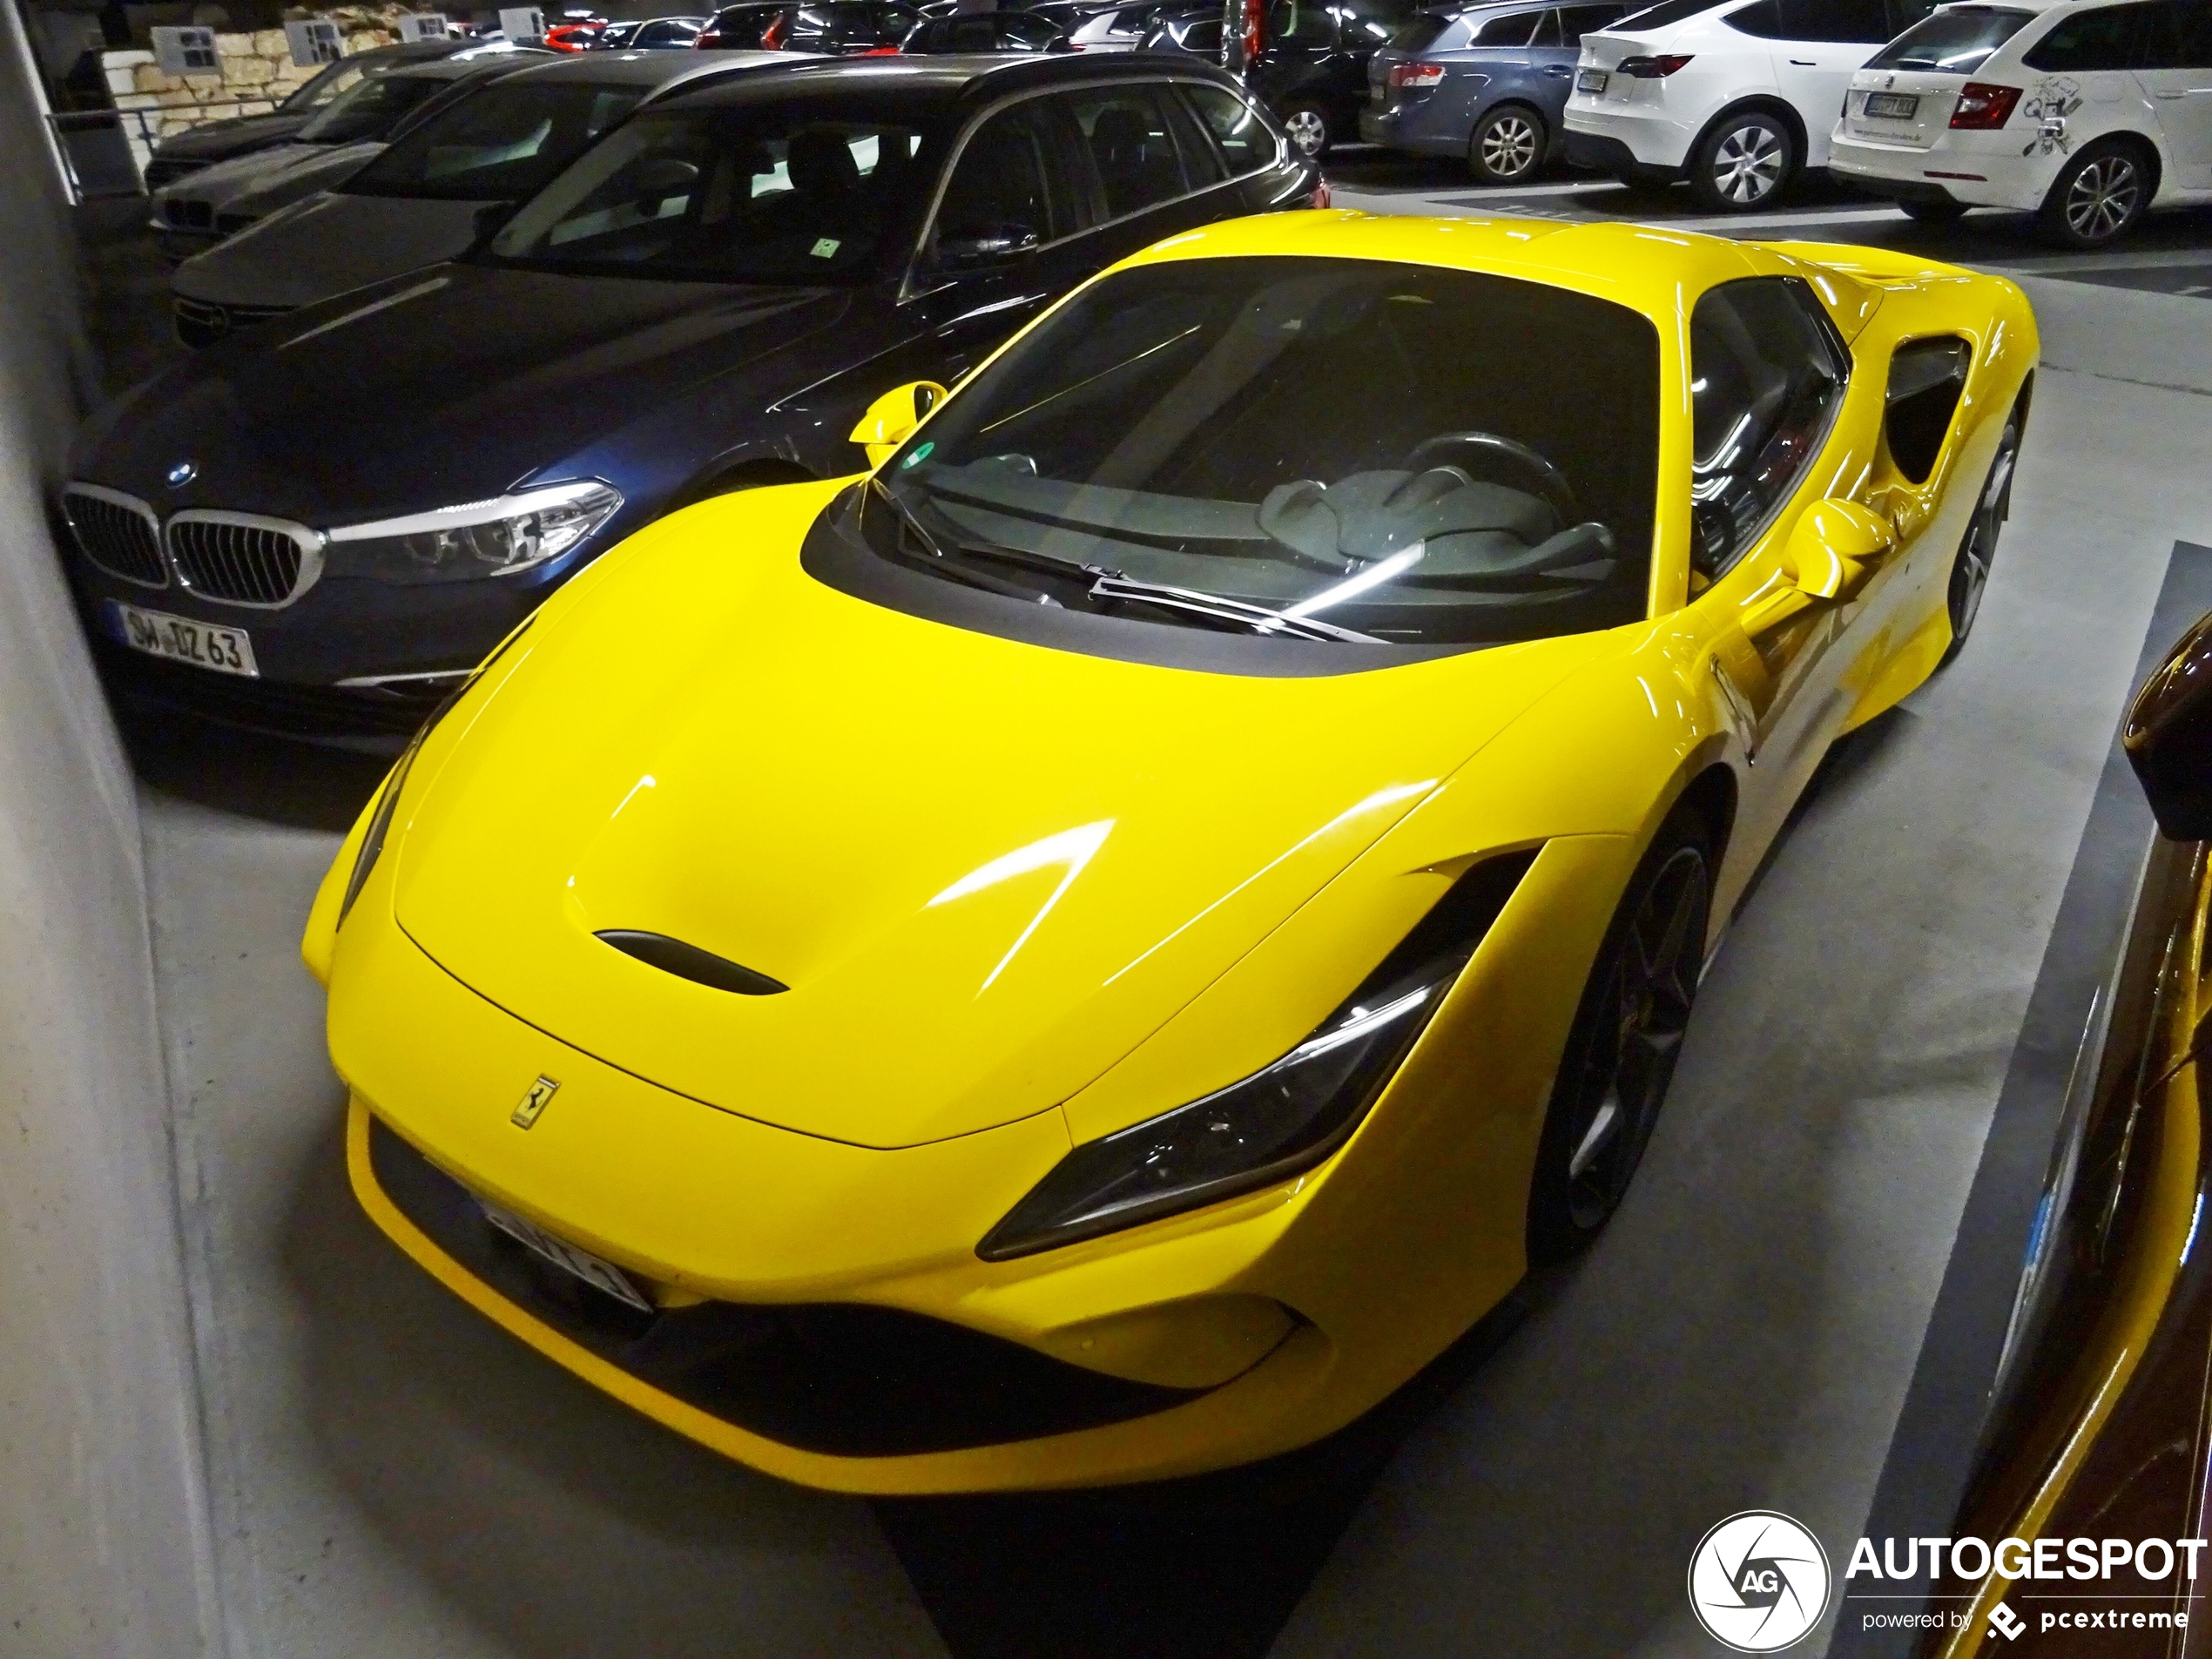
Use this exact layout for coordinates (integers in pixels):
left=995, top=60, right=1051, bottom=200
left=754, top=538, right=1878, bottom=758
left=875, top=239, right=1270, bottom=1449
left=1688, top=1511, right=1832, bottom=1652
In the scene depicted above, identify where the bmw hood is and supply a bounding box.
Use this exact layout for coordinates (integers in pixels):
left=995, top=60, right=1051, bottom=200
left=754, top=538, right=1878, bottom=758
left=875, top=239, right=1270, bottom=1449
left=173, top=192, right=493, bottom=310
left=221, top=141, right=386, bottom=217
left=388, top=486, right=1604, bottom=1150
left=77, top=263, right=853, bottom=523
left=153, top=111, right=310, bottom=165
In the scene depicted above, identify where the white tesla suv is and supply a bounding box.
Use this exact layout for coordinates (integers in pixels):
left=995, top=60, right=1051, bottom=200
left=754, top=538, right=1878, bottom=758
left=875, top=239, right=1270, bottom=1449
left=1831, top=0, right=2212, bottom=246
left=1564, top=0, right=1938, bottom=209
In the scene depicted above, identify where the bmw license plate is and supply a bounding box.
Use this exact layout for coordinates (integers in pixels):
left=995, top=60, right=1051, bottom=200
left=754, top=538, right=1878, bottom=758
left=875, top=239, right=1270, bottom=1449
left=479, top=1197, right=655, bottom=1313
left=1864, top=91, right=1919, bottom=119
left=112, top=600, right=256, bottom=677
left=1576, top=67, right=1608, bottom=93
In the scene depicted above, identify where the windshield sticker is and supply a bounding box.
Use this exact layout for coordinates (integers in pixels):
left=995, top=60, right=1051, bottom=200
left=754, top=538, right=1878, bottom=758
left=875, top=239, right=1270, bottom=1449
left=901, top=442, right=934, bottom=469
left=811, top=237, right=841, bottom=259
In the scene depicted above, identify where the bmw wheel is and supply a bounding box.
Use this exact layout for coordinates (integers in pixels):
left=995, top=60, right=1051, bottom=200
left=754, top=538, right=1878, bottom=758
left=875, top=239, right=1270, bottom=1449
left=1943, top=413, right=2020, bottom=661
left=1688, top=110, right=1797, bottom=213
left=2038, top=140, right=2148, bottom=250
left=1468, top=105, right=1545, bottom=185
left=1282, top=101, right=1332, bottom=161
left=1527, top=810, right=1712, bottom=1259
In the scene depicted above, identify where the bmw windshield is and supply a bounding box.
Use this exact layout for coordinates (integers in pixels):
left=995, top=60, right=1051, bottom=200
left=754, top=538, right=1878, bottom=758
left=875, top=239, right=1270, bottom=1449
left=345, top=81, right=646, bottom=199
left=482, top=105, right=928, bottom=283
left=864, top=257, right=1661, bottom=648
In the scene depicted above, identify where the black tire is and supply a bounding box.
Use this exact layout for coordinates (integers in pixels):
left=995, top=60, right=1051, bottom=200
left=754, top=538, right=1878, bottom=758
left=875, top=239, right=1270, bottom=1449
left=1527, top=808, right=1713, bottom=1261
left=1687, top=108, right=1797, bottom=213
left=1282, top=100, right=1332, bottom=161
left=1941, top=411, right=2020, bottom=662
left=1467, top=104, right=1546, bottom=185
left=1898, top=197, right=1967, bottom=224
left=2037, top=138, right=2151, bottom=249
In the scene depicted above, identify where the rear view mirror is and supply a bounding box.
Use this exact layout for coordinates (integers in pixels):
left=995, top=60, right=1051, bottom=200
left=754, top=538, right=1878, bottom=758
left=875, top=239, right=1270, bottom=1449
left=2125, top=609, right=2212, bottom=841
left=632, top=158, right=700, bottom=196
left=848, top=380, right=948, bottom=468
left=935, top=223, right=1041, bottom=268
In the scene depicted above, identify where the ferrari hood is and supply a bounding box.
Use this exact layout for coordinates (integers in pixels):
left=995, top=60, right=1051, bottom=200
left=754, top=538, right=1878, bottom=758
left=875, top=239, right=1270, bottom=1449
left=391, top=489, right=1604, bottom=1149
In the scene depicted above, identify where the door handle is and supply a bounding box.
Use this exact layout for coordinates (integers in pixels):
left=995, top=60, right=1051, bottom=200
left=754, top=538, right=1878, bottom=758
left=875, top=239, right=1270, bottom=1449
left=1543, top=64, right=1572, bottom=74
left=2156, top=89, right=2186, bottom=98
left=1789, top=57, right=1816, bottom=65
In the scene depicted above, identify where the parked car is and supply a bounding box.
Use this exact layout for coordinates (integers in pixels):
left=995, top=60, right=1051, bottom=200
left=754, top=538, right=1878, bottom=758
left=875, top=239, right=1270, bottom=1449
left=63, top=55, right=1317, bottom=746
left=138, top=39, right=477, bottom=191
left=1564, top=0, right=1939, bottom=210
left=618, top=15, right=712, bottom=46
left=1067, top=1, right=1170, bottom=50
left=1364, top=1, right=1631, bottom=180
left=148, top=51, right=554, bottom=261
left=901, top=10, right=1074, bottom=50
left=1141, top=6, right=1226, bottom=54
left=1179, top=0, right=1422, bottom=158
left=1914, top=611, right=2212, bottom=1641
left=302, top=212, right=2038, bottom=1494
left=546, top=17, right=610, bottom=49
left=1831, top=0, right=2212, bottom=247
left=695, top=1, right=922, bottom=49
left=168, top=51, right=797, bottom=349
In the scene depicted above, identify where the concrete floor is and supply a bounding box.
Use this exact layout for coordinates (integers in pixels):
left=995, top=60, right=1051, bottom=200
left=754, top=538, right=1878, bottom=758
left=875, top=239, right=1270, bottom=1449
left=106, top=171, right=2212, bottom=1658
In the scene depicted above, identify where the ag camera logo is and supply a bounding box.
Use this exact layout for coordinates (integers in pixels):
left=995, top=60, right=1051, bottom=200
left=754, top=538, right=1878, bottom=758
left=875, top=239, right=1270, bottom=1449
left=1689, top=1511, right=1832, bottom=1652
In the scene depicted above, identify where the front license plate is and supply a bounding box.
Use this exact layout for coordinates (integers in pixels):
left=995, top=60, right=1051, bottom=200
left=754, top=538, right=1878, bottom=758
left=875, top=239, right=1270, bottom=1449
left=1864, top=91, right=1919, bottom=119
left=479, top=1198, right=655, bottom=1313
left=1576, top=67, right=1608, bottom=93
left=112, top=601, right=257, bottom=677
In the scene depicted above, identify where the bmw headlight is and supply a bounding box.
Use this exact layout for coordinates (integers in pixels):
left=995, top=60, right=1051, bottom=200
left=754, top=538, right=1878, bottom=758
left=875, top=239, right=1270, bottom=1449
left=326, top=481, right=622, bottom=583
left=978, top=851, right=1537, bottom=1261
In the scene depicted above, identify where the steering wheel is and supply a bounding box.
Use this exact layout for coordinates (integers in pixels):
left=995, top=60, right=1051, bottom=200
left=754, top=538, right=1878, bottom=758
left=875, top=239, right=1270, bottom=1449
left=1403, top=432, right=1581, bottom=529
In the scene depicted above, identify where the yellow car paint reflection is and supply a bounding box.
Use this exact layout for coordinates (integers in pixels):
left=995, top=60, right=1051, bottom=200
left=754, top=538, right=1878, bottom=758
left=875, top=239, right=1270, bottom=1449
left=307, top=211, right=2037, bottom=1493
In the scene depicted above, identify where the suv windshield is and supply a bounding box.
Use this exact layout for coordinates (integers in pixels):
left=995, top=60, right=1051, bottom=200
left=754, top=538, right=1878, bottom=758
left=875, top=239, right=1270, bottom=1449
left=1866, top=3, right=2033, bottom=70
left=296, top=72, right=448, bottom=144
left=868, top=257, right=1659, bottom=648
left=485, top=105, right=929, bottom=283
left=346, top=81, right=645, bottom=199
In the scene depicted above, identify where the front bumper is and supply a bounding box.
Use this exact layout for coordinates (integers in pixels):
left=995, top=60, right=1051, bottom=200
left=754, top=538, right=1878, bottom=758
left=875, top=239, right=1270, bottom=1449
left=324, top=797, right=1636, bottom=1490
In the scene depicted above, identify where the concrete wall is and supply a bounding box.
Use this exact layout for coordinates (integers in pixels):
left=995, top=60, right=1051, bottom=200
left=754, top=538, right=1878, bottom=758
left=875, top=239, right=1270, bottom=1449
left=0, top=13, right=219, bottom=1657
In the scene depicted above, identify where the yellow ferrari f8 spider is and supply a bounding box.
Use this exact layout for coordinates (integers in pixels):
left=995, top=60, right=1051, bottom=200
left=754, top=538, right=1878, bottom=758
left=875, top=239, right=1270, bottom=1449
left=306, top=211, right=2036, bottom=1494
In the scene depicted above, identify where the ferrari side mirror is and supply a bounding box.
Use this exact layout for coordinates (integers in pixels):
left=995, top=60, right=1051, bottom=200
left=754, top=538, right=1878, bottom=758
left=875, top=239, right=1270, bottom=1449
left=848, top=380, right=948, bottom=469
left=1784, top=498, right=1894, bottom=599
left=2125, top=609, right=2212, bottom=841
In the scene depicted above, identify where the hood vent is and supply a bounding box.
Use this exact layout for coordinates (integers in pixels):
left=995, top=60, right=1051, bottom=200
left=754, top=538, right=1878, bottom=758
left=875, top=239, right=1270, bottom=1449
left=594, top=930, right=788, bottom=996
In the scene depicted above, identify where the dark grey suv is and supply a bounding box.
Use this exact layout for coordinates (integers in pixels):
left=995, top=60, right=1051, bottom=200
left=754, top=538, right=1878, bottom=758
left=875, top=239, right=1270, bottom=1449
left=1361, top=1, right=1627, bottom=182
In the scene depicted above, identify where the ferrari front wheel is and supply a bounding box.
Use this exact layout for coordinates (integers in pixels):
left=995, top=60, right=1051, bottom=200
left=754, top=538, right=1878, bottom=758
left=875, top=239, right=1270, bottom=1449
left=1527, top=811, right=1712, bottom=1260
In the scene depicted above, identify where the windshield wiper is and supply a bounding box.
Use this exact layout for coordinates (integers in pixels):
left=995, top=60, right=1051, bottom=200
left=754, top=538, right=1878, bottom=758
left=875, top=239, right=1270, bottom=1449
left=870, top=482, right=1060, bottom=606
left=1088, top=574, right=1381, bottom=644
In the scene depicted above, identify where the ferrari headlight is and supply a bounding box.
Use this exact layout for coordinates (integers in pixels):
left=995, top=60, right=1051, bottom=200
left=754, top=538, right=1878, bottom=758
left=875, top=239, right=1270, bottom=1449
left=326, top=481, right=621, bottom=583
left=978, top=849, right=1539, bottom=1262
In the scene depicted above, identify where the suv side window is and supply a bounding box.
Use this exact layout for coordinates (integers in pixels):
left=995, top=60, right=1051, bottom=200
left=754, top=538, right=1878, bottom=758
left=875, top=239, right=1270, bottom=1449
left=2142, top=0, right=2212, bottom=67
left=1688, top=277, right=1851, bottom=576
left=1064, top=86, right=1201, bottom=220
left=1182, top=83, right=1277, bottom=175
left=1472, top=8, right=1544, bottom=44
left=932, top=102, right=1076, bottom=261
left=2023, top=1, right=2150, bottom=70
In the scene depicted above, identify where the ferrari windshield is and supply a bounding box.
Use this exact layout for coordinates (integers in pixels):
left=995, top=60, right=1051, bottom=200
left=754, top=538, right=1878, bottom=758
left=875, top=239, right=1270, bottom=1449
left=483, top=106, right=927, bottom=284
left=870, top=258, right=1661, bottom=647
left=347, top=81, right=645, bottom=200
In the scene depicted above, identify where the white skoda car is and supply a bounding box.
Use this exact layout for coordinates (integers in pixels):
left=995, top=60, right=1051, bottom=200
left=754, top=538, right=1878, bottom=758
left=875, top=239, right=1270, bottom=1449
left=1831, top=0, right=2212, bottom=246
left=1564, top=0, right=1939, bottom=210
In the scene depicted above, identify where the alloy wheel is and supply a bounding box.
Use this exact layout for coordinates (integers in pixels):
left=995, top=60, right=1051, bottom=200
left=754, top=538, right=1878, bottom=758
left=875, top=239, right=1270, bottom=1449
left=1948, top=420, right=2019, bottom=648
left=1559, top=844, right=1710, bottom=1231
left=1478, top=112, right=1540, bottom=180
left=1285, top=107, right=1327, bottom=158
left=2064, top=154, right=2140, bottom=244
left=1710, top=122, right=1784, bottom=206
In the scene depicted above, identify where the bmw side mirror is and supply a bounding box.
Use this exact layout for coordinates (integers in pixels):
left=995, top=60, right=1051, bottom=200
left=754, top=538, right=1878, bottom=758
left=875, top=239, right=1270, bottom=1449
left=847, top=379, right=948, bottom=468
left=935, top=223, right=1041, bottom=268
left=2125, top=609, right=2212, bottom=841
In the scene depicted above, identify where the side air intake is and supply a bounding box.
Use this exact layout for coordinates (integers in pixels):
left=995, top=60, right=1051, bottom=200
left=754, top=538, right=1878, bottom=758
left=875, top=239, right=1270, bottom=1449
left=594, top=930, right=789, bottom=996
